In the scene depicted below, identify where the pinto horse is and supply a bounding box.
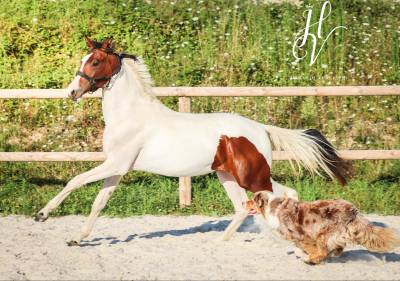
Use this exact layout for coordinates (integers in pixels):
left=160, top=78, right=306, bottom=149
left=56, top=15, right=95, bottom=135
left=35, top=38, right=350, bottom=246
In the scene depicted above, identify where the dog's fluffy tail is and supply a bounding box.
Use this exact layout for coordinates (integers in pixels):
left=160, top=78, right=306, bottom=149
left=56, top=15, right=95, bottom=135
left=264, top=125, right=351, bottom=186
left=350, top=216, right=400, bottom=253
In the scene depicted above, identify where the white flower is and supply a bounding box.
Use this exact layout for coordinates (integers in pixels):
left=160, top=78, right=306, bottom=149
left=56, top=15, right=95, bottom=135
left=192, top=17, right=199, bottom=21
left=65, top=115, right=76, bottom=122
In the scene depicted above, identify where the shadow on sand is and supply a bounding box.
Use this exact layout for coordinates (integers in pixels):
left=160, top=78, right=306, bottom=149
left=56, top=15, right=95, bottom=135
left=79, top=218, right=400, bottom=264
left=80, top=216, right=261, bottom=246
left=328, top=250, right=400, bottom=263
left=80, top=234, right=138, bottom=247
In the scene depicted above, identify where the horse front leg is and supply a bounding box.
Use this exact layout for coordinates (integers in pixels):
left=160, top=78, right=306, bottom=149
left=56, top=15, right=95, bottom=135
left=67, top=175, right=122, bottom=246
left=35, top=159, right=129, bottom=222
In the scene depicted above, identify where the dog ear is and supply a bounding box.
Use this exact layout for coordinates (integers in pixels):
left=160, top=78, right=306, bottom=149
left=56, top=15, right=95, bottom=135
left=253, top=192, right=268, bottom=214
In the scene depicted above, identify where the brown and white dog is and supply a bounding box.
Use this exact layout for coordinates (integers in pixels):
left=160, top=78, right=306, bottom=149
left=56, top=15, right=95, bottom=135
left=246, top=191, right=400, bottom=265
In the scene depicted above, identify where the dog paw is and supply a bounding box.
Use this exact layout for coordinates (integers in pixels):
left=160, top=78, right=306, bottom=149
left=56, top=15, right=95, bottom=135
left=303, top=259, right=318, bottom=265
left=294, top=248, right=307, bottom=259
left=302, top=256, right=323, bottom=265
left=330, top=247, right=344, bottom=257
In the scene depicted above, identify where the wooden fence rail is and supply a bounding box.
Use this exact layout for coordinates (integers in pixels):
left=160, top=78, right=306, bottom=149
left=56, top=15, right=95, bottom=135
left=1, top=87, right=399, bottom=206
left=1, top=86, right=400, bottom=98
left=0, top=150, right=399, bottom=162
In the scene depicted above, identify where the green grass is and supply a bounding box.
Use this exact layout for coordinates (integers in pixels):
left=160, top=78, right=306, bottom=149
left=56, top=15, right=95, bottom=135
left=1, top=174, right=399, bottom=217
left=0, top=0, right=399, bottom=216
left=0, top=161, right=399, bottom=216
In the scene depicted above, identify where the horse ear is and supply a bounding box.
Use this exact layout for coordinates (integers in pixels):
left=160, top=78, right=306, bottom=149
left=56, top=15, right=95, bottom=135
left=85, top=36, right=95, bottom=49
left=101, top=37, right=114, bottom=50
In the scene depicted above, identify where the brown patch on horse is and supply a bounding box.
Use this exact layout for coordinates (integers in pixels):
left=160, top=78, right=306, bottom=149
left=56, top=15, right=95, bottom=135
left=212, top=135, right=273, bottom=193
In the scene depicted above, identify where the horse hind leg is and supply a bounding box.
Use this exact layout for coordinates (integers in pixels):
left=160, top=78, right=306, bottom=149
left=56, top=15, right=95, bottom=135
left=272, top=179, right=298, bottom=200
left=217, top=171, right=249, bottom=241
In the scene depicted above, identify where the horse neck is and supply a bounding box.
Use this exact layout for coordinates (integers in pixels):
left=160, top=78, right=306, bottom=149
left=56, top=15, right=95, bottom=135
left=101, top=62, right=168, bottom=125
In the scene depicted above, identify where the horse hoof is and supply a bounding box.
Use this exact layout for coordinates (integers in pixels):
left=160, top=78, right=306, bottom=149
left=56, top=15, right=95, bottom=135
left=34, top=212, right=48, bottom=222
left=67, top=240, right=79, bottom=247
left=213, top=235, right=230, bottom=243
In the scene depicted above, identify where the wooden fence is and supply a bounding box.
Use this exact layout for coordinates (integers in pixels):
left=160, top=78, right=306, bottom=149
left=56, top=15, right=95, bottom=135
left=1, top=86, right=399, bottom=206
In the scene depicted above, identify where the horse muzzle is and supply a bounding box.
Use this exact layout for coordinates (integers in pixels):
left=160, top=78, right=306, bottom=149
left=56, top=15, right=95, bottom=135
left=69, top=88, right=85, bottom=101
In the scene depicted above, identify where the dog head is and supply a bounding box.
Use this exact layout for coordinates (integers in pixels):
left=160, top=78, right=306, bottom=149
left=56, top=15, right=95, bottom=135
left=244, top=191, right=273, bottom=218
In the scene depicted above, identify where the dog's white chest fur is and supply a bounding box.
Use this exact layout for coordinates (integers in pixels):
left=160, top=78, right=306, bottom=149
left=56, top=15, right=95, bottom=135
left=267, top=212, right=280, bottom=229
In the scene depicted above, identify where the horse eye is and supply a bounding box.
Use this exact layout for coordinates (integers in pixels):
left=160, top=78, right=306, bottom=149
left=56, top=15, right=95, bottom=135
left=92, top=60, right=100, bottom=66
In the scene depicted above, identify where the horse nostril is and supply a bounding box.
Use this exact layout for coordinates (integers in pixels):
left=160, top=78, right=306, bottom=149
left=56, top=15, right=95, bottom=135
left=69, top=90, right=77, bottom=100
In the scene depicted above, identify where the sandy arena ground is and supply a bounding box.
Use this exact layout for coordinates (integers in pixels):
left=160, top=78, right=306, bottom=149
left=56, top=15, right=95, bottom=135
left=1, top=214, right=400, bottom=280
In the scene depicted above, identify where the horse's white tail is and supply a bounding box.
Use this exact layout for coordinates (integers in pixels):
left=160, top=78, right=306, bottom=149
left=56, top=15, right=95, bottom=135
left=265, top=125, right=350, bottom=186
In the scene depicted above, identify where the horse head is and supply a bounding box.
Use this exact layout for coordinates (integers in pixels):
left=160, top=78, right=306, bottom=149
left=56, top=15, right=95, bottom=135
left=67, top=37, right=121, bottom=101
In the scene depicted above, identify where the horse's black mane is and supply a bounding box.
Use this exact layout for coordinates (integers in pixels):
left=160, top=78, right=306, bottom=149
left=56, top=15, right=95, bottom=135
left=89, top=40, right=115, bottom=54
left=119, top=53, right=139, bottom=61
left=91, top=40, right=105, bottom=50
left=89, top=39, right=138, bottom=61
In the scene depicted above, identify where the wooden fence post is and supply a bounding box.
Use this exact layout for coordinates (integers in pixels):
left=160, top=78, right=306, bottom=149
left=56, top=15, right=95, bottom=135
left=178, top=97, right=192, bottom=206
